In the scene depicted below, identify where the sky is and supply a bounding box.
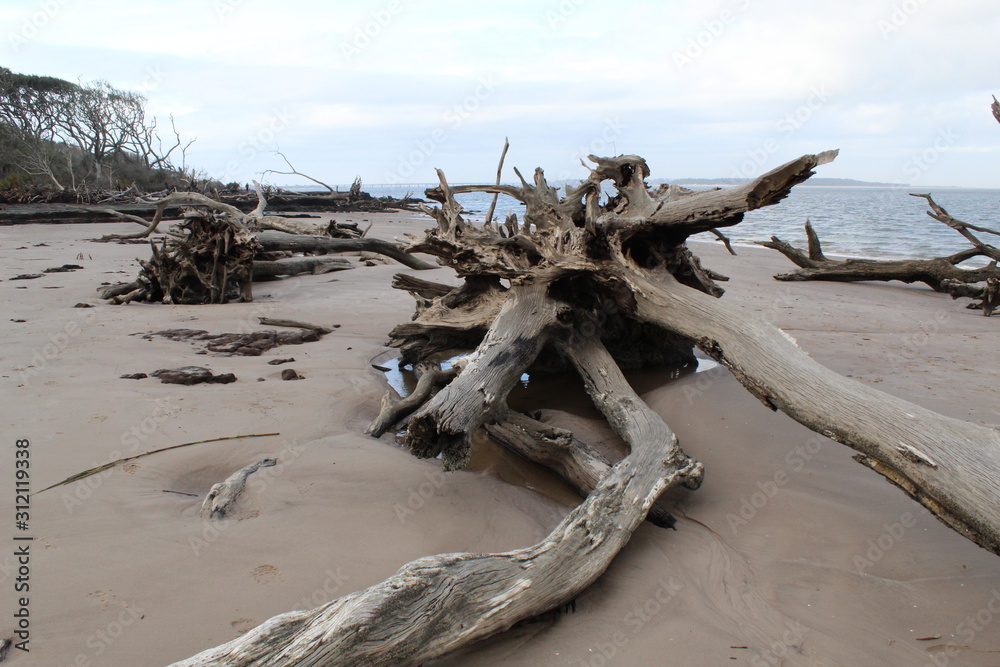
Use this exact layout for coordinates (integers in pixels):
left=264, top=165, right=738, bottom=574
left=2, top=0, right=999, bottom=188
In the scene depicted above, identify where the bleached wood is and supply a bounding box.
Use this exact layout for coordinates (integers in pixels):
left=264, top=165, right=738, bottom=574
left=169, top=335, right=701, bottom=667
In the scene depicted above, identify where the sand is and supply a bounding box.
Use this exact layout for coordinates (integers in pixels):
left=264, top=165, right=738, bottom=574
left=1, top=213, right=998, bottom=666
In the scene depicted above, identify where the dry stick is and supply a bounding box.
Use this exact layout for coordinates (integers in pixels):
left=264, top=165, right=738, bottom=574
left=484, top=137, right=510, bottom=227
left=257, top=317, right=335, bottom=334
left=36, top=433, right=280, bottom=494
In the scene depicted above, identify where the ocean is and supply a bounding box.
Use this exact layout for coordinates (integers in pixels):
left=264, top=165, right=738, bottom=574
left=353, top=184, right=1000, bottom=266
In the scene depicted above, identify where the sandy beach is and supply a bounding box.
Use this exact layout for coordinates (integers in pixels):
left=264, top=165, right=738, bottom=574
left=2, top=213, right=999, bottom=666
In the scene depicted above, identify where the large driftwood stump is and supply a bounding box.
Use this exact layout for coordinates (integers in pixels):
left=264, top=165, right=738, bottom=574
left=175, top=147, right=1000, bottom=665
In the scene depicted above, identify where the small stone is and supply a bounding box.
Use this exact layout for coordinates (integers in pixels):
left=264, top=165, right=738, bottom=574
left=73, top=303, right=94, bottom=308
left=120, top=373, right=148, bottom=380
left=281, top=369, right=302, bottom=381
left=268, top=358, right=295, bottom=365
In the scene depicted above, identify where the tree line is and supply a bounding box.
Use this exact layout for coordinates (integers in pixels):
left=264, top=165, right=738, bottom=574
left=0, top=66, right=196, bottom=200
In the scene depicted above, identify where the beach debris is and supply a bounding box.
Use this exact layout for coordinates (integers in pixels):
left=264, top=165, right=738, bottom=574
left=92, top=182, right=433, bottom=304
left=268, top=358, right=295, bottom=365
left=142, top=327, right=323, bottom=356
left=759, top=199, right=1000, bottom=316
left=162, top=489, right=198, bottom=498
left=150, top=366, right=237, bottom=385
left=258, top=317, right=338, bottom=334
left=201, top=458, right=277, bottom=519
left=44, top=263, right=84, bottom=272
left=73, top=302, right=94, bottom=308
left=10, top=273, right=43, bottom=280
left=120, top=372, right=148, bottom=380
left=35, top=432, right=280, bottom=494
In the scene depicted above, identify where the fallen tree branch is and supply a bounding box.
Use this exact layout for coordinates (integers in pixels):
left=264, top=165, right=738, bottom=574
left=256, top=231, right=437, bottom=271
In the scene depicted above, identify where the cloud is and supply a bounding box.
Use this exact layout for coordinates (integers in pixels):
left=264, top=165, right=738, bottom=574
left=3, top=0, right=999, bottom=186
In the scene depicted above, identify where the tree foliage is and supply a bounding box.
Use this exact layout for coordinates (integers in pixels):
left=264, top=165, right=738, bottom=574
left=0, top=67, right=194, bottom=199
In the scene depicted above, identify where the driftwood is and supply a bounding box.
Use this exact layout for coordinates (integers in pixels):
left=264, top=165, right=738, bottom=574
left=102, top=210, right=258, bottom=304
left=365, top=362, right=459, bottom=437
left=255, top=231, right=436, bottom=271
left=759, top=194, right=1000, bottom=315
left=170, top=335, right=703, bottom=666
left=98, top=189, right=434, bottom=304
left=176, top=147, right=1000, bottom=666
left=201, top=459, right=277, bottom=519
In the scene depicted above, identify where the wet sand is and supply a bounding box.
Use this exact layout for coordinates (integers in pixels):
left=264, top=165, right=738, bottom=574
left=1, top=215, right=998, bottom=666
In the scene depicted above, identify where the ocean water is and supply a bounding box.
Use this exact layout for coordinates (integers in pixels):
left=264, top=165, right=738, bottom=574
left=359, top=184, right=1000, bottom=265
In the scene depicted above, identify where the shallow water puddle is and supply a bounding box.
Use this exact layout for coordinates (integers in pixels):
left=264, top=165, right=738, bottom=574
left=377, top=351, right=719, bottom=506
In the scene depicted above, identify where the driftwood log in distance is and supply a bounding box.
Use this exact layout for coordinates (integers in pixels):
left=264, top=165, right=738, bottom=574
left=759, top=196, right=1000, bottom=314
left=251, top=256, right=353, bottom=279
left=176, top=147, right=1000, bottom=665
left=255, top=231, right=436, bottom=271
left=170, top=335, right=703, bottom=666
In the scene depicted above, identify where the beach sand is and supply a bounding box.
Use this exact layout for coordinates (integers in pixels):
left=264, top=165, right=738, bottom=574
left=2, top=213, right=999, bottom=666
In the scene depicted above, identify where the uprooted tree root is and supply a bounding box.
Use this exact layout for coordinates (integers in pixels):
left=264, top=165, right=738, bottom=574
left=171, top=148, right=1000, bottom=666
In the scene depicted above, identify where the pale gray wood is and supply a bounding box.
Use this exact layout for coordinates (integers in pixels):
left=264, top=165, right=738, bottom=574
left=201, top=459, right=277, bottom=520
left=619, top=262, right=1000, bottom=554
left=169, top=336, right=701, bottom=667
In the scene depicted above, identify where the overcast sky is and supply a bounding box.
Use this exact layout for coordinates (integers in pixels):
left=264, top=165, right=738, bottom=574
left=3, top=0, right=999, bottom=188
